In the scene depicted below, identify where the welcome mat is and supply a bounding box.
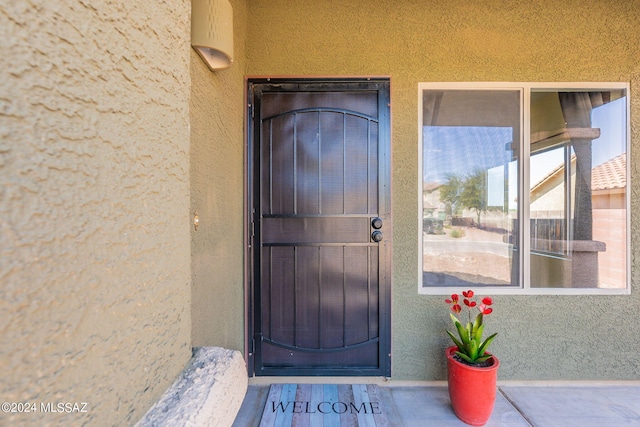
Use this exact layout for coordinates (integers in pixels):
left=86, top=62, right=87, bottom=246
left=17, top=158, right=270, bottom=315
left=259, top=384, right=390, bottom=427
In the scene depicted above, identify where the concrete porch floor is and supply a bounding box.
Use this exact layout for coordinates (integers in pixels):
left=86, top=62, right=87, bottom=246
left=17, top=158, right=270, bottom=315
left=232, top=378, right=640, bottom=426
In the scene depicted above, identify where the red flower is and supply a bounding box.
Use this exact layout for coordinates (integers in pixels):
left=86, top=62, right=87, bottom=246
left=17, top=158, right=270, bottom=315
left=480, top=304, right=493, bottom=315
left=463, top=299, right=477, bottom=308
left=482, top=297, right=493, bottom=306
left=445, top=294, right=459, bottom=304
left=462, top=290, right=474, bottom=298
left=451, top=304, right=462, bottom=313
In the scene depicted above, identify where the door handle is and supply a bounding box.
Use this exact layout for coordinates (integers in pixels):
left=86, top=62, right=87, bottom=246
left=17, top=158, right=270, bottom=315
left=372, top=230, right=383, bottom=242
left=371, top=217, right=383, bottom=229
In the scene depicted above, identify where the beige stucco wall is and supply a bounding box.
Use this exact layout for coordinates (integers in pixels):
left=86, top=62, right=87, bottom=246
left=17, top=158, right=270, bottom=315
left=3, top=2, right=640, bottom=424
left=1, top=0, right=192, bottom=424
left=246, top=0, right=640, bottom=380
left=190, top=0, right=247, bottom=352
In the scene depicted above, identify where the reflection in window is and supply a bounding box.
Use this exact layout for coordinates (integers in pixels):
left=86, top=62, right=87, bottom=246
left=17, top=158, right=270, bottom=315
left=529, top=91, right=627, bottom=289
left=421, top=90, right=520, bottom=287
left=420, top=84, right=628, bottom=293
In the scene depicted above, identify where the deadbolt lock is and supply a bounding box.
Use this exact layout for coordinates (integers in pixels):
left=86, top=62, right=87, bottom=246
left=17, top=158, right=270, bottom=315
left=371, top=217, right=383, bottom=229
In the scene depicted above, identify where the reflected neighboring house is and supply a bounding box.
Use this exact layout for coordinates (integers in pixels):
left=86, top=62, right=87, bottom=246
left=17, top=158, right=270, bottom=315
left=591, top=152, right=626, bottom=209
left=422, top=182, right=443, bottom=219
left=422, top=182, right=444, bottom=234
left=529, top=152, right=626, bottom=287
left=592, top=153, right=626, bottom=288
left=530, top=154, right=576, bottom=217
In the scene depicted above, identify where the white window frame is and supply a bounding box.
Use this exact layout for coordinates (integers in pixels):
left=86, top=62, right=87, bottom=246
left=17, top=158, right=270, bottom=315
left=418, top=82, right=631, bottom=295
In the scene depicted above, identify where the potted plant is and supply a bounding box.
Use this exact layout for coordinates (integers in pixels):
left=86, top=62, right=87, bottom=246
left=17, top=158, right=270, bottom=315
left=444, top=290, right=499, bottom=426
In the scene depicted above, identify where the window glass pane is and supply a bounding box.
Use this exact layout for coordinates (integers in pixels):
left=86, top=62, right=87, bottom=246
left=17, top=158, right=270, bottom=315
left=529, top=90, right=627, bottom=288
left=421, top=90, right=520, bottom=288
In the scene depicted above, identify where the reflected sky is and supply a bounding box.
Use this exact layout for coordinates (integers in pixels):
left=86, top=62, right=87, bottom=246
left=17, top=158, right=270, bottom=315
left=422, top=126, right=513, bottom=184
left=423, top=97, right=626, bottom=187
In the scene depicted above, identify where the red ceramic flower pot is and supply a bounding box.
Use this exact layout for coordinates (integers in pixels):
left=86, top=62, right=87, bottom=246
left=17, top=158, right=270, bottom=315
left=446, top=346, right=500, bottom=426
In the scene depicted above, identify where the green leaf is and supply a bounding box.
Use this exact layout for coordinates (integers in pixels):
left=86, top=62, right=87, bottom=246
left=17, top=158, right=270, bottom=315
left=446, top=331, right=465, bottom=351
left=455, top=321, right=471, bottom=344
left=455, top=351, right=475, bottom=364
left=449, top=313, right=461, bottom=326
left=466, top=322, right=473, bottom=342
left=475, top=354, right=493, bottom=363
left=469, top=338, right=478, bottom=360
left=477, top=332, right=498, bottom=355
left=474, top=323, right=485, bottom=343
left=473, top=312, right=483, bottom=333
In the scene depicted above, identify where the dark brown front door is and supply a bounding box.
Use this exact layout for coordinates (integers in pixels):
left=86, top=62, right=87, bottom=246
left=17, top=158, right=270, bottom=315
left=248, top=78, right=391, bottom=376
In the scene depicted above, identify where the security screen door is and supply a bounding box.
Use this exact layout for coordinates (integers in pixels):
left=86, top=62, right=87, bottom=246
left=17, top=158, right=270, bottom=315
left=248, top=78, right=391, bottom=376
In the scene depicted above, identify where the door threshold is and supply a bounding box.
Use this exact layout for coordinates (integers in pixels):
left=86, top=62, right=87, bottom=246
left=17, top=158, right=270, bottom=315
left=249, top=376, right=391, bottom=386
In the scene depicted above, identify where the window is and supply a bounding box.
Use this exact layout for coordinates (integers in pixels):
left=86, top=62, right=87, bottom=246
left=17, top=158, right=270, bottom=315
left=419, top=83, right=629, bottom=294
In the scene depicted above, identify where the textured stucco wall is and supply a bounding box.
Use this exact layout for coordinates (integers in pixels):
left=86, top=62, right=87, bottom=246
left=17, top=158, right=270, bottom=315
left=246, top=0, right=640, bottom=380
left=1, top=0, right=192, bottom=424
left=190, top=0, right=247, bottom=351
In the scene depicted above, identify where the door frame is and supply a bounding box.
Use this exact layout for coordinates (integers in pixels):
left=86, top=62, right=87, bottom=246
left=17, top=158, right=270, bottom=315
left=244, top=77, right=392, bottom=377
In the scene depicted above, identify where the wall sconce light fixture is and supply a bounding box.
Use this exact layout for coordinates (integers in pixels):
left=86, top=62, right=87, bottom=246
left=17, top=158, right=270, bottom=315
left=191, top=0, right=234, bottom=71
